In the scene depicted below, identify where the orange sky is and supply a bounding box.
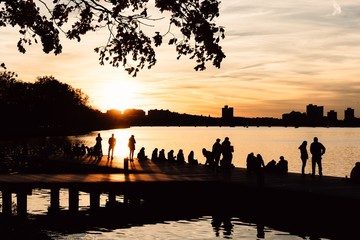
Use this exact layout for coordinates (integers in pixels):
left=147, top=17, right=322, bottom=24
left=2, top=0, right=360, bottom=119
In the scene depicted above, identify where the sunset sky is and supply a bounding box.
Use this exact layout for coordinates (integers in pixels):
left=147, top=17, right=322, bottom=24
left=2, top=0, right=360, bottom=119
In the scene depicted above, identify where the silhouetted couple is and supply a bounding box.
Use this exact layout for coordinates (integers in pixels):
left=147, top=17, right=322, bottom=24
left=246, top=152, right=264, bottom=174
left=299, top=137, right=326, bottom=177
left=220, top=137, right=234, bottom=169
left=203, top=137, right=233, bottom=170
left=264, top=156, right=288, bottom=175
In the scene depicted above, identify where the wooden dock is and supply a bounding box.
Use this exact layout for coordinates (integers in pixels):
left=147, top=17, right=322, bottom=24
left=1, top=154, right=360, bottom=238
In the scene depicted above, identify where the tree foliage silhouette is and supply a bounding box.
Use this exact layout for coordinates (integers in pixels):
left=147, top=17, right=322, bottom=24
left=0, top=0, right=226, bottom=77
left=0, top=72, right=110, bottom=135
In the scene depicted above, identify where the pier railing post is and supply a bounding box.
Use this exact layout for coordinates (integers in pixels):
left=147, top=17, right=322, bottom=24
left=16, top=190, right=30, bottom=218
left=2, top=190, right=12, bottom=216
left=108, top=192, right=116, bottom=204
left=124, top=158, right=129, bottom=171
left=69, top=188, right=79, bottom=213
left=49, top=187, right=60, bottom=213
left=90, top=191, right=101, bottom=212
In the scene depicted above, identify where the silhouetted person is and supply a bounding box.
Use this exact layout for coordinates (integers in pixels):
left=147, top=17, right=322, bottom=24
left=298, top=140, right=308, bottom=175
left=246, top=152, right=256, bottom=173
left=80, top=144, right=86, bottom=156
left=188, top=150, right=198, bottom=165
left=176, top=149, right=185, bottom=164
left=108, top=133, right=116, bottom=160
left=72, top=143, right=82, bottom=158
left=151, top=148, right=159, bottom=162
left=202, top=148, right=214, bottom=166
left=350, top=162, right=360, bottom=183
left=254, top=153, right=265, bottom=172
left=310, top=137, right=326, bottom=177
left=276, top=156, right=288, bottom=174
left=94, top=133, right=103, bottom=158
left=137, top=147, right=148, bottom=161
left=265, top=159, right=277, bottom=173
left=255, top=154, right=265, bottom=187
left=128, top=135, right=136, bottom=161
left=221, top=137, right=234, bottom=169
left=167, top=149, right=176, bottom=162
left=158, top=149, right=167, bottom=162
left=211, top=214, right=233, bottom=238
left=212, top=138, right=222, bottom=167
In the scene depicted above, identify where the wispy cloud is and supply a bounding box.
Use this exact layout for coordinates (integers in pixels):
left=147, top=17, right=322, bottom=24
left=332, top=0, right=342, bottom=16
left=3, top=0, right=360, bottom=118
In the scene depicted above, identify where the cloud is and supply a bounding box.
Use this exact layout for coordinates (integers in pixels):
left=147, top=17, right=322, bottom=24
left=332, top=0, right=342, bottom=16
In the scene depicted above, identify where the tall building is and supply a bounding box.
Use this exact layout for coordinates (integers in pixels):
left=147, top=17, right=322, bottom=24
left=344, top=107, right=355, bottom=122
left=306, top=104, right=324, bottom=123
left=327, top=110, right=337, bottom=122
left=222, top=105, right=234, bottom=120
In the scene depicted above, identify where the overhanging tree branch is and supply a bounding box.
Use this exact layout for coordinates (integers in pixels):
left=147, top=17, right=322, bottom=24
left=0, top=0, right=226, bottom=77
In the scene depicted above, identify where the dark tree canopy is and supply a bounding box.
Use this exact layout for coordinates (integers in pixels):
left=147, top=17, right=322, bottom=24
left=0, top=0, right=226, bottom=76
left=0, top=71, right=109, bottom=135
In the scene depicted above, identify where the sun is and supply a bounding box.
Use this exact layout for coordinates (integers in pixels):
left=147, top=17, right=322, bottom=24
left=97, top=79, right=140, bottom=113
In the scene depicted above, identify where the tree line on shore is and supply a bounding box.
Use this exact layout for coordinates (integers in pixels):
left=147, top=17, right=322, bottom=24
left=0, top=71, right=125, bottom=137
left=2, top=70, right=359, bottom=139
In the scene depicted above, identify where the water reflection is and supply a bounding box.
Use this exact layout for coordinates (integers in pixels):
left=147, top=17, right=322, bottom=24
left=211, top=214, right=233, bottom=238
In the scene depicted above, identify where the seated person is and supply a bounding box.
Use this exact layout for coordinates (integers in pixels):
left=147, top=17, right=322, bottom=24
left=158, top=149, right=167, bottom=162
left=151, top=148, right=159, bottom=162
left=188, top=150, right=198, bottom=165
left=265, top=159, right=277, bottom=173
left=246, top=152, right=256, bottom=173
left=137, top=147, right=148, bottom=161
left=167, top=149, right=176, bottom=162
left=176, top=149, right=186, bottom=164
left=276, top=156, right=288, bottom=174
left=72, top=143, right=82, bottom=157
left=350, top=162, right=360, bottom=183
left=202, top=148, right=214, bottom=166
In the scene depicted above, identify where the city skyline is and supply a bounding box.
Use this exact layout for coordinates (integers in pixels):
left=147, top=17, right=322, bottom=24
left=122, top=103, right=359, bottom=121
left=2, top=1, right=360, bottom=119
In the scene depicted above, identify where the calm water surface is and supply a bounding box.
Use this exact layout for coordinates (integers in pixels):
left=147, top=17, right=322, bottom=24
left=4, top=126, right=358, bottom=239
left=72, top=126, right=359, bottom=178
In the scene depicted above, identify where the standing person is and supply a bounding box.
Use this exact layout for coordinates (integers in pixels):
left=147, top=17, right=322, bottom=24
left=298, top=140, right=308, bottom=176
left=128, top=135, right=136, bottom=161
left=212, top=138, right=222, bottom=167
left=107, top=133, right=116, bottom=160
left=310, top=137, right=326, bottom=177
left=94, top=133, right=103, bottom=157
left=221, top=137, right=234, bottom=169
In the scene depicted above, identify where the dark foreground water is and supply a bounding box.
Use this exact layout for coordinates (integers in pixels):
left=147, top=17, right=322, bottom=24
left=1, top=206, right=334, bottom=240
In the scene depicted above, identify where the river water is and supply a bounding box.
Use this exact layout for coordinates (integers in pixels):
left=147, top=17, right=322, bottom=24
left=3, top=126, right=359, bottom=239
left=71, top=126, right=359, bottom=178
